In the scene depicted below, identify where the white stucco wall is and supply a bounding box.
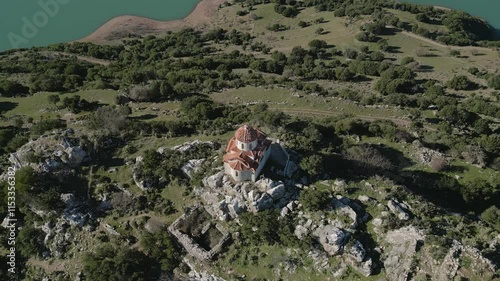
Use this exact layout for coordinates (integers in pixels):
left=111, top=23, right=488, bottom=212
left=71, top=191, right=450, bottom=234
left=252, top=147, right=271, bottom=181
left=224, top=163, right=254, bottom=182
left=236, top=139, right=258, bottom=151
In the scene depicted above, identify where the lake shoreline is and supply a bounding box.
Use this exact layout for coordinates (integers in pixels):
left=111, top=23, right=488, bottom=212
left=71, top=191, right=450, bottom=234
left=78, top=0, right=226, bottom=44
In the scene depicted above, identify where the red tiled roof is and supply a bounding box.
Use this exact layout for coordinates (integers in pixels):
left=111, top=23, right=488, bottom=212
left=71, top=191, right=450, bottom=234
left=223, top=125, right=272, bottom=172
left=235, top=125, right=258, bottom=143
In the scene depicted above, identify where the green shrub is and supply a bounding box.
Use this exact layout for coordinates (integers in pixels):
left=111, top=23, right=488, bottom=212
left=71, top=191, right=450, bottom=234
left=481, top=206, right=500, bottom=231
left=300, top=189, right=331, bottom=212
left=487, top=74, right=500, bottom=90
left=83, top=244, right=158, bottom=281
left=446, top=75, right=477, bottom=91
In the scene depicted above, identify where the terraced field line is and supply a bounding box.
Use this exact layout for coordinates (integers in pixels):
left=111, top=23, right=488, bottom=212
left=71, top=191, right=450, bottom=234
left=272, top=107, right=408, bottom=122
left=276, top=107, right=438, bottom=131
left=51, top=51, right=112, bottom=66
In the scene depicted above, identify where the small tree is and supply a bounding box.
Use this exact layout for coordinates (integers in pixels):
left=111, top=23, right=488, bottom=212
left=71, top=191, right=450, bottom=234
left=17, top=225, right=46, bottom=258
left=370, top=51, right=385, bottom=61
left=300, top=189, right=331, bottom=212
left=48, top=94, right=60, bottom=105
left=401, top=57, right=415, bottom=65
left=300, top=154, right=324, bottom=177
left=344, top=48, right=358, bottom=59
left=487, top=74, right=500, bottom=90
left=83, top=244, right=158, bottom=281
left=315, top=27, right=324, bottom=35
left=446, top=75, right=477, bottom=91
left=481, top=206, right=500, bottom=231
left=141, top=229, right=181, bottom=272
left=430, top=156, right=448, bottom=172
left=416, top=13, right=430, bottom=23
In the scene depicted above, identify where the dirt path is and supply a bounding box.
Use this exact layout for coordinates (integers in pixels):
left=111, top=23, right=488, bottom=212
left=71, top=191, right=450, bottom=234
left=44, top=51, right=112, bottom=65
left=71, top=54, right=111, bottom=66
left=401, top=31, right=491, bottom=52
left=58, top=52, right=111, bottom=66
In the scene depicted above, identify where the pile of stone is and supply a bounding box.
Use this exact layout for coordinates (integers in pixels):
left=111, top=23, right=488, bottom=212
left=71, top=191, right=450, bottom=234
left=412, top=140, right=445, bottom=166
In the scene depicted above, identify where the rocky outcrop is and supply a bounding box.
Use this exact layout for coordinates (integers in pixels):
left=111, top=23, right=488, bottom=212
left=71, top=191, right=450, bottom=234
left=332, top=196, right=359, bottom=229
left=250, top=193, right=274, bottom=212
left=384, top=226, right=424, bottom=281
left=203, top=171, right=225, bottom=189
left=201, top=171, right=298, bottom=219
left=266, top=184, right=286, bottom=200
left=132, top=156, right=155, bottom=190
left=387, top=199, right=412, bottom=221
left=315, top=225, right=349, bottom=256
left=344, top=240, right=373, bottom=277
left=182, top=159, right=206, bottom=179
left=434, top=240, right=461, bottom=281
left=171, top=140, right=214, bottom=153
left=41, top=218, right=73, bottom=258
left=348, top=240, right=366, bottom=263
left=432, top=240, right=497, bottom=281
left=307, top=248, right=331, bottom=273
left=60, top=193, right=91, bottom=227
left=7, top=132, right=89, bottom=173
left=64, top=146, right=87, bottom=168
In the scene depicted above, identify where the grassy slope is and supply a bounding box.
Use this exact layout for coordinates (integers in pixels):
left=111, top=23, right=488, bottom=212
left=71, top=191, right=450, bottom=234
left=2, top=3, right=499, bottom=279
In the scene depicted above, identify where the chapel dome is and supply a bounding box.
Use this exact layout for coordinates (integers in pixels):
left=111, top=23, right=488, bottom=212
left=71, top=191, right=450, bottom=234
left=235, top=125, right=258, bottom=143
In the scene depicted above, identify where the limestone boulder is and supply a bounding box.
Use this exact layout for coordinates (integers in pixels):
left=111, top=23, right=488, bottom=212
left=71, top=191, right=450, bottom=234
left=349, top=240, right=366, bottom=263
left=182, top=159, right=206, bottom=179
left=203, top=171, right=225, bottom=189
left=358, top=258, right=373, bottom=277
left=294, top=225, right=309, bottom=240
left=253, top=193, right=273, bottom=212
left=316, top=225, right=348, bottom=256
left=63, top=146, right=87, bottom=167
left=267, top=184, right=286, bottom=200
left=387, top=199, right=411, bottom=221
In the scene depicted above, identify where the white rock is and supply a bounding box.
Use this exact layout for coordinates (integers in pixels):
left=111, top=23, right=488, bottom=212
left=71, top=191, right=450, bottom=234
left=316, top=225, right=348, bottom=256
left=387, top=199, right=411, bottom=221
left=349, top=240, right=366, bottom=263
left=267, top=184, right=285, bottom=200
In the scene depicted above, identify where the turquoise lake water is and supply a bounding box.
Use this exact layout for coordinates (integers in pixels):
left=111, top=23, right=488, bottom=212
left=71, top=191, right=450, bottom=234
left=0, top=0, right=200, bottom=51
left=0, top=0, right=497, bottom=52
left=404, top=0, right=500, bottom=30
